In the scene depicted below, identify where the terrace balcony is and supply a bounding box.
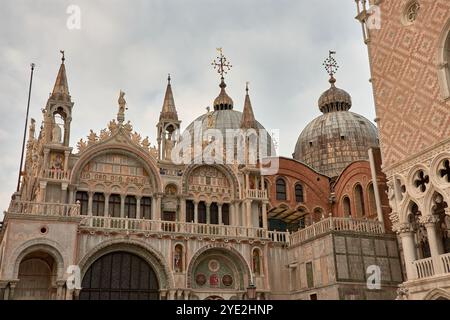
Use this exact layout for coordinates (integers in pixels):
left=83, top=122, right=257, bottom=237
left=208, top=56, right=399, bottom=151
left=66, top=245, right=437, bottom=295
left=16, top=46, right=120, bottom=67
left=4, top=201, right=386, bottom=245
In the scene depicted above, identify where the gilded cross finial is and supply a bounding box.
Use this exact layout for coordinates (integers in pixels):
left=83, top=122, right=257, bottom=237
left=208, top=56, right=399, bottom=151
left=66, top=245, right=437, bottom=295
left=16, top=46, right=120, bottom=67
left=60, top=50, right=65, bottom=63
left=211, top=48, right=232, bottom=80
left=323, top=50, right=339, bottom=82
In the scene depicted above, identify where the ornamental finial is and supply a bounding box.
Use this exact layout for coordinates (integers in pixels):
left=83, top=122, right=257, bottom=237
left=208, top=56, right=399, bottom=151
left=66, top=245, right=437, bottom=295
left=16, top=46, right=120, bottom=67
left=60, top=50, right=65, bottom=63
left=211, top=48, right=233, bottom=82
left=323, top=50, right=339, bottom=84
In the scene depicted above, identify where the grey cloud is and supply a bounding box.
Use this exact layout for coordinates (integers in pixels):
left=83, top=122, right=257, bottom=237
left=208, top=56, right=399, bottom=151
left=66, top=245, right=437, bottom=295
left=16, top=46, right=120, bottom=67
left=0, top=0, right=374, bottom=215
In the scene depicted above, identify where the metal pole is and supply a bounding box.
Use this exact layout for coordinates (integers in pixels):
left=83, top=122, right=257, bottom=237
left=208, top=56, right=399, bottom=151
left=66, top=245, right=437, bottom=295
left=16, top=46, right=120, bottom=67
left=16, top=63, right=35, bottom=192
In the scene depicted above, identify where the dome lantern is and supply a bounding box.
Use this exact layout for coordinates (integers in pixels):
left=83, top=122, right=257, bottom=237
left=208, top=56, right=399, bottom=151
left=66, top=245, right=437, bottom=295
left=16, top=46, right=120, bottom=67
left=211, top=48, right=234, bottom=110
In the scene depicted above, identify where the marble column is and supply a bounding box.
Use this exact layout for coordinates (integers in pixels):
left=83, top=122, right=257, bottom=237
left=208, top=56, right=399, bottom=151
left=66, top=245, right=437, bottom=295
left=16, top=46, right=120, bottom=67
left=246, top=200, right=252, bottom=228
left=218, top=203, right=223, bottom=225
left=262, top=201, right=268, bottom=229
left=396, top=223, right=418, bottom=280
left=179, top=197, right=186, bottom=222
left=120, top=194, right=126, bottom=218
left=206, top=203, right=211, bottom=224
left=194, top=201, right=199, bottom=223
left=88, top=191, right=94, bottom=216
left=136, top=196, right=141, bottom=219
left=104, top=193, right=110, bottom=217
left=420, top=214, right=444, bottom=274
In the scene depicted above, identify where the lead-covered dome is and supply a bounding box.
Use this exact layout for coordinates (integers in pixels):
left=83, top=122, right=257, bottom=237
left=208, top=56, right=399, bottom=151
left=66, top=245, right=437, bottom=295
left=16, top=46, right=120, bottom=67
left=183, top=80, right=274, bottom=157
left=293, top=78, right=379, bottom=177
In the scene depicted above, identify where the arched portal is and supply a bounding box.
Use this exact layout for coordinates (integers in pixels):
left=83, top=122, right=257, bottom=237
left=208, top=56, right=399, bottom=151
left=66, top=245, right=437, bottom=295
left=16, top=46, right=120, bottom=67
left=79, top=251, right=159, bottom=300
left=15, top=251, right=57, bottom=300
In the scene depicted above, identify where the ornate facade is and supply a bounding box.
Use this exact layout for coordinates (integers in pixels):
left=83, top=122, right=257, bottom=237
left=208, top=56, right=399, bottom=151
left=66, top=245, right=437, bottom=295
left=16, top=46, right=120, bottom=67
left=355, top=0, right=450, bottom=300
left=0, top=48, right=403, bottom=300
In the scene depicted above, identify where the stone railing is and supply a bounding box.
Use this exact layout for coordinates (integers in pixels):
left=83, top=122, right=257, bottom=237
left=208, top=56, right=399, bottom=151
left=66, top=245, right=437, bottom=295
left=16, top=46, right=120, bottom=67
left=442, top=252, right=450, bottom=274
left=43, top=169, right=70, bottom=180
left=412, top=257, right=435, bottom=279
left=289, top=217, right=384, bottom=246
left=411, top=253, right=450, bottom=280
left=7, top=201, right=80, bottom=217
left=246, top=189, right=267, bottom=199
left=80, top=215, right=270, bottom=240
left=268, top=230, right=290, bottom=243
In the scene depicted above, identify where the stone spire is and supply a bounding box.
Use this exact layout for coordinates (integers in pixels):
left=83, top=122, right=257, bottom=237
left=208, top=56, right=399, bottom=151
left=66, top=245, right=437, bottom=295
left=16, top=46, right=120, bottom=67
left=51, top=50, right=70, bottom=101
left=240, top=82, right=257, bottom=129
left=160, top=74, right=178, bottom=121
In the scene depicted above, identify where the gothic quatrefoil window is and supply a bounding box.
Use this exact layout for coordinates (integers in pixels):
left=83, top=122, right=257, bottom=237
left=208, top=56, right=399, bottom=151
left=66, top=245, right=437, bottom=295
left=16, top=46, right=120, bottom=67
left=414, top=170, right=429, bottom=193
left=440, top=160, right=450, bottom=183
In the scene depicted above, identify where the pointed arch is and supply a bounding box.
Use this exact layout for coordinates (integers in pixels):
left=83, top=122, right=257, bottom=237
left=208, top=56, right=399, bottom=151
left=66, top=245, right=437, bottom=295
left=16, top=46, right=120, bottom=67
left=423, top=288, right=450, bottom=300
left=437, top=18, right=450, bottom=100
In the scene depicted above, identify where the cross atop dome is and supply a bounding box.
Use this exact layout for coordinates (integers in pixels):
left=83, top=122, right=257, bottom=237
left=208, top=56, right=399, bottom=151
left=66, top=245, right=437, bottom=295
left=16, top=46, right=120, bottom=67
left=211, top=48, right=234, bottom=110
left=323, top=50, right=339, bottom=84
left=212, top=48, right=233, bottom=80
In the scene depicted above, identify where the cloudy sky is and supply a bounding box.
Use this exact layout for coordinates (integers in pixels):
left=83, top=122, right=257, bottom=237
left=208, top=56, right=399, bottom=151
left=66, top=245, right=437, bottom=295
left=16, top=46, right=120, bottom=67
left=0, top=0, right=375, bottom=215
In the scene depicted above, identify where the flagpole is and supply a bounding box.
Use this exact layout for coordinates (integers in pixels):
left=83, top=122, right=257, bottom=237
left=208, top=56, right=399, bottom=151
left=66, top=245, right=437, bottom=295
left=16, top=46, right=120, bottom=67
left=16, top=63, right=35, bottom=192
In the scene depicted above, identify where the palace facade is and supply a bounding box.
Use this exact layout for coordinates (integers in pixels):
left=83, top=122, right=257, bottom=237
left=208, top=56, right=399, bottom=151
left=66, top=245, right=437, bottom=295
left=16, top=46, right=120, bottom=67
left=355, top=0, right=450, bottom=300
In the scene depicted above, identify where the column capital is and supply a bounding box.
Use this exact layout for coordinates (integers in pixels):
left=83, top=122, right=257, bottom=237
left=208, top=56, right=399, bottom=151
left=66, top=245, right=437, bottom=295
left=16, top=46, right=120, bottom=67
left=419, top=214, right=440, bottom=226
left=392, top=222, right=414, bottom=234
left=56, top=279, right=66, bottom=286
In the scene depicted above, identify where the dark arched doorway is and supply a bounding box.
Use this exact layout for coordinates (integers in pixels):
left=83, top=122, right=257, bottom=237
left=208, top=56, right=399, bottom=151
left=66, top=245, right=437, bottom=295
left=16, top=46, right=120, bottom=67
left=79, top=251, right=159, bottom=300
left=15, top=251, right=57, bottom=300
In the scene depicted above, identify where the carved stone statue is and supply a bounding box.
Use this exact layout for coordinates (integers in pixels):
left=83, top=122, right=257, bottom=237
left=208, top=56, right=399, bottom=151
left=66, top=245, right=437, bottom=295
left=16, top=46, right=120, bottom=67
left=117, top=90, right=127, bottom=123
left=52, top=122, right=62, bottom=144
left=165, top=133, right=175, bottom=161
left=118, top=90, right=126, bottom=112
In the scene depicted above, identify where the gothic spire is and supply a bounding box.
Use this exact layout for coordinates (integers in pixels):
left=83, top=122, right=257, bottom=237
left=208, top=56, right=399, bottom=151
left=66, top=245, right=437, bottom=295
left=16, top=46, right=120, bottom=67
left=51, top=50, right=70, bottom=100
left=240, top=82, right=257, bottom=129
left=159, top=74, right=178, bottom=121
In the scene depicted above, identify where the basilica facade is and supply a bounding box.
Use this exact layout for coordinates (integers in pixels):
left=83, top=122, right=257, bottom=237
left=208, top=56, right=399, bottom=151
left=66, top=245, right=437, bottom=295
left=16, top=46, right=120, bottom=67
left=0, top=44, right=405, bottom=300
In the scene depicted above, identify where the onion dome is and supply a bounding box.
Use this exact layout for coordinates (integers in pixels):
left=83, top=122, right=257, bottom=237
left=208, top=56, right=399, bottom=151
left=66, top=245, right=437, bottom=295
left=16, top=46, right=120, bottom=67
left=213, top=77, right=234, bottom=110
left=293, top=52, right=379, bottom=177
left=318, top=76, right=352, bottom=113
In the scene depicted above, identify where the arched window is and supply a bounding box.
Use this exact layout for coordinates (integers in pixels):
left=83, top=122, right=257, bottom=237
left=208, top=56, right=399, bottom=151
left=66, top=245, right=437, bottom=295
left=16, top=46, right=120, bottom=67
left=141, top=197, right=152, bottom=219
left=313, top=208, right=323, bottom=222
left=438, top=21, right=450, bottom=99
left=186, top=200, right=195, bottom=223
left=174, top=244, right=183, bottom=273
left=92, top=193, right=105, bottom=216
left=295, top=184, right=304, bottom=203
left=210, top=203, right=219, bottom=225
left=109, top=194, right=121, bottom=218
left=368, top=183, right=377, bottom=216
left=343, top=196, right=351, bottom=217
left=252, top=248, right=262, bottom=275
left=198, top=202, right=207, bottom=224
left=124, top=195, right=137, bottom=219
left=276, top=178, right=287, bottom=200
left=222, top=203, right=230, bottom=225
left=354, top=184, right=365, bottom=217
left=76, top=191, right=89, bottom=215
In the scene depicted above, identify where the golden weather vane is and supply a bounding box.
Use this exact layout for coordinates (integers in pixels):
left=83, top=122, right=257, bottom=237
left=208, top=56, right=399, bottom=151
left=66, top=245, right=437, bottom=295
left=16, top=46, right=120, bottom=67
left=323, top=50, right=339, bottom=78
left=211, top=48, right=232, bottom=79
